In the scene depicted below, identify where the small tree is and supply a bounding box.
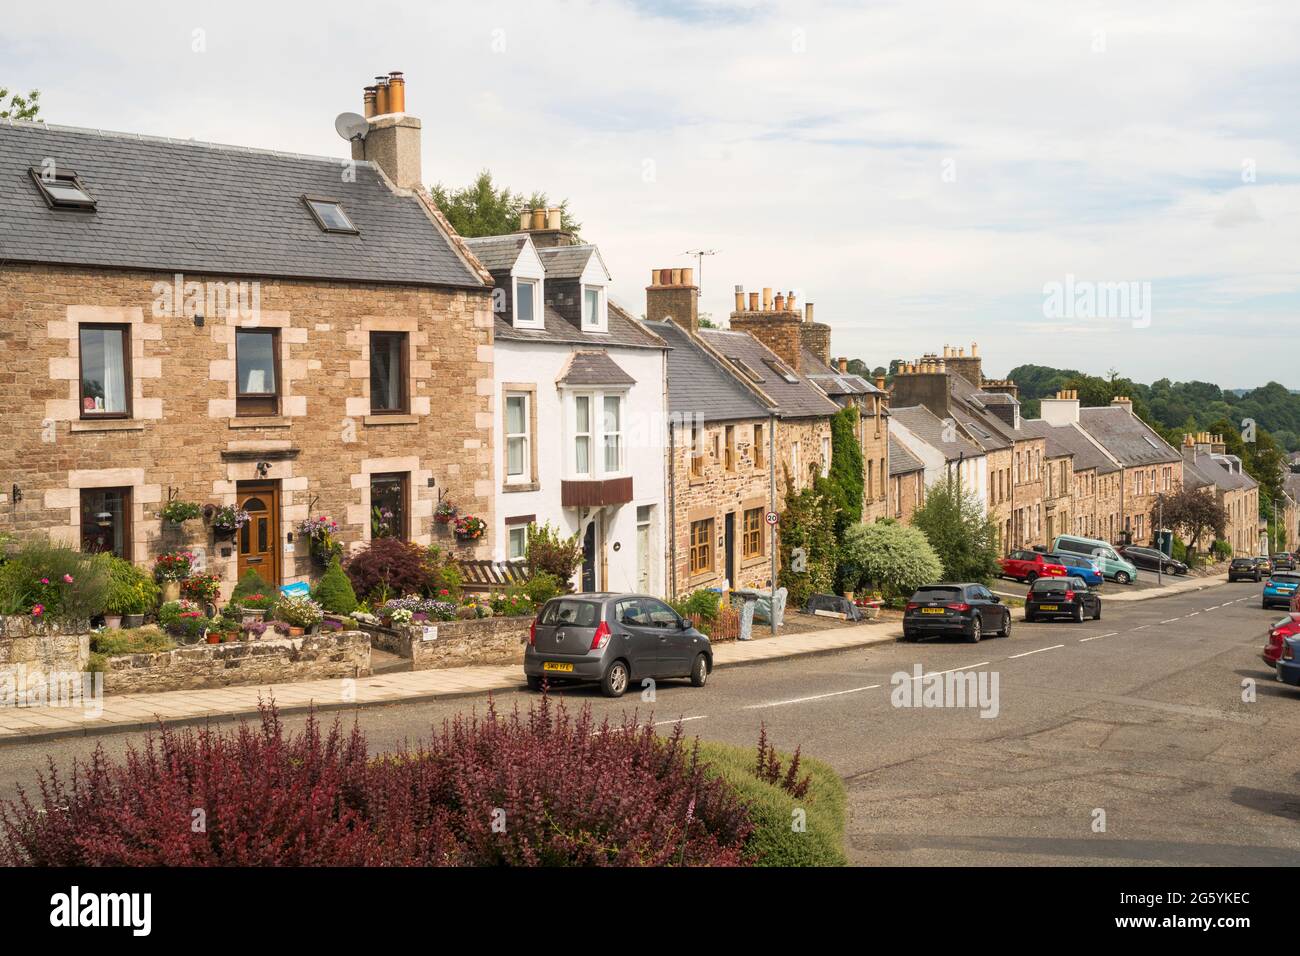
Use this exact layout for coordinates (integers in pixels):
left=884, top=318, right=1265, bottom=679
left=777, top=472, right=840, bottom=608
left=312, top=558, right=358, bottom=615
left=525, top=522, right=583, bottom=589
left=839, top=521, right=942, bottom=601
left=1153, top=488, right=1227, bottom=562
left=910, top=475, right=1000, bottom=583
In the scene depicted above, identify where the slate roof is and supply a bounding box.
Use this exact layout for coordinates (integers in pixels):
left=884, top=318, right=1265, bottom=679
left=463, top=234, right=527, bottom=272
left=495, top=301, right=666, bottom=350
left=1020, top=419, right=1119, bottom=474
left=556, top=351, right=637, bottom=387
left=1181, top=456, right=1218, bottom=491
left=888, top=433, right=925, bottom=476
left=1078, top=406, right=1181, bottom=466
left=697, top=329, right=840, bottom=420
left=1188, top=452, right=1258, bottom=492
left=801, top=350, right=881, bottom=397
left=890, top=404, right=984, bottom=462
left=0, top=120, right=484, bottom=288
left=646, top=320, right=772, bottom=423
left=537, top=244, right=602, bottom=279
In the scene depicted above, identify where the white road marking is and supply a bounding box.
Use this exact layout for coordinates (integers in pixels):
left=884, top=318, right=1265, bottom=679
left=653, top=715, right=708, bottom=726
left=1186, top=611, right=1200, bottom=617
left=1009, top=644, right=1064, bottom=659
left=1160, top=618, right=1181, bottom=624
left=1079, top=635, right=1105, bottom=642
left=1134, top=624, right=1152, bottom=630
left=912, top=662, right=990, bottom=680
left=742, top=685, right=881, bottom=710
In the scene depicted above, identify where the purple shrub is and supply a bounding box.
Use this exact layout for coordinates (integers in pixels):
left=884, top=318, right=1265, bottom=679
left=0, top=699, right=751, bottom=867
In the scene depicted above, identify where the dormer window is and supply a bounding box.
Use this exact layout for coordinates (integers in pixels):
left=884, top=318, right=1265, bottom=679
left=30, top=167, right=96, bottom=210
left=303, top=196, right=358, bottom=234
left=582, top=285, right=607, bottom=332
left=514, top=277, right=542, bottom=328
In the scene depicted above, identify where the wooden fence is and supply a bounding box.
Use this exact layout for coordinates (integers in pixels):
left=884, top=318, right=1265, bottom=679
left=455, top=559, right=529, bottom=593
left=690, top=604, right=741, bottom=643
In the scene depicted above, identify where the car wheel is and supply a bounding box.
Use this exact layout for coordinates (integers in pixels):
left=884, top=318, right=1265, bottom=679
left=1025, top=572, right=1038, bottom=584
left=999, top=613, right=1012, bottom=638
left=689, top=653, right=709, bottom=687
left=1115, top=571, right=1131, bottom=585
left=1093, top=604, right=1102, bottom=621
left=968, top=617, right=982, bottom=643
left=1072, top=604, right=1084, bottom=623
left=1024, top=610, right=1035, bottom=623
left=600, top=660, right=630, bottom=698
left=526, top=675, right=543, bottom=692
left=1262, top=599, right=1269, bottom=610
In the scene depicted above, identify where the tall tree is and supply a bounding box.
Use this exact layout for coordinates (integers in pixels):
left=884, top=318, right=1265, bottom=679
left=910, top=474, right=1001, bottom=583
left=429, top=170, right=581, bottom=239
left=1, top=87, right=41, bottom=121
left=1152, top=488, right=1226, bottom=558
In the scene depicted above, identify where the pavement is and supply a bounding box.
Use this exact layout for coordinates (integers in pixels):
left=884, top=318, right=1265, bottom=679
left=0, top=614, right=900, bottom=743
left=3, top=576, right=1297, bottom=867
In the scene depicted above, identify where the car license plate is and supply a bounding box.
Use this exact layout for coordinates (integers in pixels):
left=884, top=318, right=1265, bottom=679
left=921, top=607, right=945, bottom=614
left=542, top=662, right=574, bottom=672
left=1039, top=604, right=1059, bottom=611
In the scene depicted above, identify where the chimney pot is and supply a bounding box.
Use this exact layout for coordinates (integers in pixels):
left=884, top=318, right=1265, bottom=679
left=805, top=302, right=814, bottom=324
left=671, top=268, right=682, bottom=285
left=762, top=287, right=773, bottom=311
left=682, top=267, right=693, bottom=285
left=788, top=291, right=797, bottom=312
left=748, top=292, right=759, bottom=311
left=774, top=293, right=786, bottom=312
left=970, top=341, right=979, bottom=357
left=734, top=287, right=745, bottom=311
left=838, top=357, right=848, bottom=373
left=875, top=374, right=886, bottom=391
left=363, top=86, right=378, bottom=117
left=387, top=71, right=406, bottom=112
left=546, top=207, right=562, bottom=230
left=374, top=76, right=391, bottom=115
left=530, top=208, right=546, bottom=231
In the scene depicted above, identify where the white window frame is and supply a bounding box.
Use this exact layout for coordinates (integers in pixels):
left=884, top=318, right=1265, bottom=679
left=581, top=284, right=607, bottom=332
left=507, top=525, right=528, bottom=560
left=602, top=394, right=623, bottom=474
left=513, top=276, right=543, bottom=330
left=573, top=394, right=593, bottom=477
left=504, top=391, right=531, bottom=484
left=566, top=388, right=628, bottom=480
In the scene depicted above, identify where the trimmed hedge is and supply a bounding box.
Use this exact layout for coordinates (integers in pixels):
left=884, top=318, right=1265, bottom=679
left=695, top=740, right=848, bottom=866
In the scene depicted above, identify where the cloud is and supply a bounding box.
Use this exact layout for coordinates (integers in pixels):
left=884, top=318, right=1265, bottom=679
left=1213, top=193, right=1264, bottom=228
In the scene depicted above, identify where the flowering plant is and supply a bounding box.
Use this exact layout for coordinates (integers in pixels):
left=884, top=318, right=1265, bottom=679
left=299, top=515, right=343, bottom=561
left=454, top=515, right=487, bottom=540
left=434, top=500, right=457, bottom=524
left=388, top=607, right=414, bottom=627
left=235, top=591, right=278, bottom=611
left=153, top=551, right=195, bottom=582
left=208, top=505, right=250, bottom=532
left=382, top=596, right=457, bottom=622
left=274, top=594, right=324, bottom=629
left=180, top=573, right=222, bottom=603
left=161, top=500, right=203, bottom=524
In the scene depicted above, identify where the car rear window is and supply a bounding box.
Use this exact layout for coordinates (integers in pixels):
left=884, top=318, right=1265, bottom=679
left=912, top=586, right=962, bottom=601
left=1031, top=578, right=1071, bottom=591
left=1272, top=573, right=1300, bottom=584
left=540, top=599, right=600, bottom=627
left=1232, top=559, right=1252, bottom=566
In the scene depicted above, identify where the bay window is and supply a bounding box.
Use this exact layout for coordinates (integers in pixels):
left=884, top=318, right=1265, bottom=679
left=569, top=390, right=626, bottom=479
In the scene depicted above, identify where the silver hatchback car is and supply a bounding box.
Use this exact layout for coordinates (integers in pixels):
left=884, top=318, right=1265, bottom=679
left=524, top=593, right=713, bottom=697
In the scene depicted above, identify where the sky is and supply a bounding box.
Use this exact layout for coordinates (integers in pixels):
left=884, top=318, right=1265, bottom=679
left=4, top=0, right=1298, bottom=387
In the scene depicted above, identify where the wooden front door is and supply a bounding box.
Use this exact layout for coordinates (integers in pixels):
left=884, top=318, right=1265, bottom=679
left=236, top=482, right=280, bottom=588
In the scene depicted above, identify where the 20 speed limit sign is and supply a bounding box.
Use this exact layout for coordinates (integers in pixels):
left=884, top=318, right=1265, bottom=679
left=765, top=511, right=779, bottom=526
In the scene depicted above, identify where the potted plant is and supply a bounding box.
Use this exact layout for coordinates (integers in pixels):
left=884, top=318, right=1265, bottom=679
left=453, top=514, right=487, bottom=541
left=434, top=499, right=457, bottom=525
left=180, top=572, right=223, bottom=615
left=274, top=593, right=324, bottom=637
left=206, top=504, right=250, bottom=540
left=153, top=551, right=195, bottom=603
left=161, top=499, right=203, bottom=525
left=299, top=515, right=343, bottom=568
left=103, top=561, right=157, bottom=629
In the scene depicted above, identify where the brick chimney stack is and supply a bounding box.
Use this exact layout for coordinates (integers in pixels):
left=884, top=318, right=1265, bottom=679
left=1110, top=395, right=1134, bottom=416
left=513, top=206, right=577, bottom=248
left=943, top=341, right=983, bottom=387
left=351, top=71, right=422, bottom=190
left=889, top=356, right=951, bottom=418
left=729, top=283, right=807, bottom=372
left=646, top=268, right=699, bottom=333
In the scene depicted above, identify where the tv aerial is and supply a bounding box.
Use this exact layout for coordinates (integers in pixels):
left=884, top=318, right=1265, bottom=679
left=683, top=248, right=719, bottom=296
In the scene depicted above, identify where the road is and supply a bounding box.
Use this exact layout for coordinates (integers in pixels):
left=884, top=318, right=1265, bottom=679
left=2, top=581, right=1298, bottom=866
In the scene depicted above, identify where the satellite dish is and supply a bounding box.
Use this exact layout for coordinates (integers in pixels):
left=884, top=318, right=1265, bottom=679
left=334, top=112, right=368, bottom=142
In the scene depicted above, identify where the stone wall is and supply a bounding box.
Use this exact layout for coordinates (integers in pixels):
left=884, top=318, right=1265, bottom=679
left=0, top=616, right=91, bottom=697
left=669, top=417, right=774, bottom=596
left=774, top=417, right=833, bottom=500
left=102, top=630, right=371, bottom=695
left=363, top=615, right=529, bottom=670
left=0, top=263, right=496, bottom=597
left=860, top=400, right=890, bottom=523
left=890, top=469, right=925, bottom=525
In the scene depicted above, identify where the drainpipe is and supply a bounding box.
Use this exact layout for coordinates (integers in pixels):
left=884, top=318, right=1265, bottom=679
left=668, top=416, right=678, bottom=600
left=769, top=411, right=778, bottom=636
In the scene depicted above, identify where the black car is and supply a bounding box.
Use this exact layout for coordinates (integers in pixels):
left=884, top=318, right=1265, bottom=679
left=903, top=583, right=1011, bottom=643
left=1271, top=553, right=1297, bottom=572
left=1229, top=557, right=1263, bottom=582
left=1119, top=545, right=1188, bottom=576
left=1024, top=575, right=1102, bottom=623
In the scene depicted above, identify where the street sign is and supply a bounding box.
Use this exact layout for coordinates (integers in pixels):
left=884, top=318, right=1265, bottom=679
left=765, top=511, right=779, bottom=526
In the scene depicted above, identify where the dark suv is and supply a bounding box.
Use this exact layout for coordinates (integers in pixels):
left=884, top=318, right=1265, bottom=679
left=1229, top=557, right=1263, bottom=582
left=903, top=583, right=1011, bottom=643
left=1119, top=545, right=1188, bottom=576
left=524, top=594, right=712, bottom=697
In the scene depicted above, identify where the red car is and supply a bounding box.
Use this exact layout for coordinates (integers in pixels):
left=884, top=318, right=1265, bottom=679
left=998, top=549, right=1069, bottom=583
left=1263, top=613, right=1300, bottom=667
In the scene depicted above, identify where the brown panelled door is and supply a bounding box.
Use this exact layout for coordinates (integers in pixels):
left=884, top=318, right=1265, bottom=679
left=236, top=482, right=280, bottom=588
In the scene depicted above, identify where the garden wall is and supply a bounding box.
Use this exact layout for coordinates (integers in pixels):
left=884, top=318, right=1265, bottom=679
left=103, top=631, right=371, bottom=696
left=362, top=615, right=529, bottom=670
left=0, top=615, right=91, bottom=693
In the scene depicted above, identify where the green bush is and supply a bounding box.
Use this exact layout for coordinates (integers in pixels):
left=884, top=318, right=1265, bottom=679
left=777, top=474, right=840, bottom=608
left=0, top=540, right=111, bottom=622
left=695, top=740, right=847, bottom=866
left=1212, top=539, right=1232, bottom=560
left=91, top=627, right=176, bottom=656
left=312, top=558, right=358, bottom=615
left=525, top=522, right=582, bottom=587
left=671, top=589, right=722, bottom=633
left=103, top=558, right=160, bottom=615
left=158, top=600, right=208, bottom=639
left=840, top=521, right=943, bottom=600
left=910, top=475, right=1000, bottom=584
left=523, top=570, right=562, bottom=607
left=230, top=568, right=274, bottom=603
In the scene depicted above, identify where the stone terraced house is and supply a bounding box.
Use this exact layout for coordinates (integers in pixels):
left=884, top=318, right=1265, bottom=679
left=1180, top=432, right=1260, bottom=556
left=1025, top=393, right=1122, bottom=541
left=0, top=94, right=495, bottom=596
left=802, top=352, right=891, bottom=523
left=465, top=223, right=669, bottom=594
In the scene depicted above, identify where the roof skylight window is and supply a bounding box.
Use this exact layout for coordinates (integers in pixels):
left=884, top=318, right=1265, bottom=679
left=763, top=357, right=799, bottom=384
left=728, top=357, right=764, bottom=383
left=303, top=196, right=358, bottom=234
left=29, top=167, right=96, bottom=210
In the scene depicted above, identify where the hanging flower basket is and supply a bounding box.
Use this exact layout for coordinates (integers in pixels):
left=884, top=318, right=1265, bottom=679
left=299, top=515, right=343, bottom=567
left=435, top=500, right=457, bottom=525
left=454, top=514, right=487, bottom=541
left=206, top=504, right=250, bottom=539
left=161, top=500, right=203, bottom=525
